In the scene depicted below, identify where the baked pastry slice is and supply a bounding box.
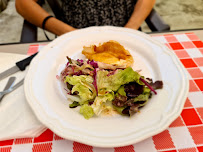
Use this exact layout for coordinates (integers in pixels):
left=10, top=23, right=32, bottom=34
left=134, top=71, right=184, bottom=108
left=82, top=40, right=134, bottom=68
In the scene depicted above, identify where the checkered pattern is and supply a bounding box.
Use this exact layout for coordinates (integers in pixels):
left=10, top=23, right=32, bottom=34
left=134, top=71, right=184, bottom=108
left=1, top=33, right=203, bottom=152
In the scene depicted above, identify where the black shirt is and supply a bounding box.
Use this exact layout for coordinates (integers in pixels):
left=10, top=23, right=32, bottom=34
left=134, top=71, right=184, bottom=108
left=61, top=0, right=137, bottom=28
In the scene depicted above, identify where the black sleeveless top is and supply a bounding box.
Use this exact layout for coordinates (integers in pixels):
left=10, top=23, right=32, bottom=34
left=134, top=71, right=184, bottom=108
left=61, top=0, right=137, bottom=29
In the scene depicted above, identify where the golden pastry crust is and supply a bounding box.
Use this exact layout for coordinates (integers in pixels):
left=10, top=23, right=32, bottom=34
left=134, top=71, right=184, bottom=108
left=82, top=40, right=134, bottom=68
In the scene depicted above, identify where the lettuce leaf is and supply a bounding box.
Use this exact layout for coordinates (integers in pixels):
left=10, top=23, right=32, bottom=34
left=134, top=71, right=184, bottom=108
left=91, top=92, right=114, bottom=115
left=117, top=85, right=126, bottom=96
left=69, top=101, right=80, bottom=108
left=134, top=87, right=151, bottom=106
left=97, top=67, right=142, bottom=95
left=112, top=105, right=126, bottom=115
left=65, top=75, right=96, bottom=103
left=80, top=104, right=94, bottom=119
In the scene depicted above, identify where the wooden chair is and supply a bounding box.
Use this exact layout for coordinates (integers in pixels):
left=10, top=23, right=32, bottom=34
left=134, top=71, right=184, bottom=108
left=20, top=0, right=170, bottom=43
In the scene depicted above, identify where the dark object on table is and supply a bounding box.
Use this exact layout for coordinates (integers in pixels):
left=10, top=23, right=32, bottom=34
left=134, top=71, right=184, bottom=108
left=0, top=0, right=9, bottom=13
left=20, top=0, right=170, bottom=43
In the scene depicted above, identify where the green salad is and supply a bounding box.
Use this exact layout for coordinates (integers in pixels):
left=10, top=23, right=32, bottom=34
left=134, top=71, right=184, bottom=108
left=60, top=57, right=163, bottom=119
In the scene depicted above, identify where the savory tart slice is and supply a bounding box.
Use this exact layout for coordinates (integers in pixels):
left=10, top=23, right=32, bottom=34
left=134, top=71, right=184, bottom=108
left=82, top=40, right=134, bottom=68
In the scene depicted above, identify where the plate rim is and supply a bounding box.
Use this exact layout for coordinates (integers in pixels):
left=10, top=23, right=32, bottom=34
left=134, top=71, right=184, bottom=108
left=24, top=26, right=189, bottom=147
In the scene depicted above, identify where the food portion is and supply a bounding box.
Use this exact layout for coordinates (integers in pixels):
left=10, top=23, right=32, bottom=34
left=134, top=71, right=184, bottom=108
left=60, top=41, right=163, bottom=119
left=82, top=40, right=134, bottom=68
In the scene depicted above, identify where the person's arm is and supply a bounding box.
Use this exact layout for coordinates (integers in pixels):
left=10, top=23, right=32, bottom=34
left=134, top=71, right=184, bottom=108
left=15, top=0, right=76, bottom=36
left=125, top=0, right=156, bottom=30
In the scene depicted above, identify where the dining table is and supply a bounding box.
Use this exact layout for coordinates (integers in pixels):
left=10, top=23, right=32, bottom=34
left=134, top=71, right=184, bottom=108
left=0, top=28, right=202, bottom=152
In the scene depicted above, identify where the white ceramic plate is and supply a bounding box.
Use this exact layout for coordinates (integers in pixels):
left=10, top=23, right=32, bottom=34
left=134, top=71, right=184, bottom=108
left=24, top=26, right=189, bottom=147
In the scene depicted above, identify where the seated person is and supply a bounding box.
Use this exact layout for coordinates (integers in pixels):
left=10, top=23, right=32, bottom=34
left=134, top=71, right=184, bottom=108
left=15, top=0, right=155, bottom=36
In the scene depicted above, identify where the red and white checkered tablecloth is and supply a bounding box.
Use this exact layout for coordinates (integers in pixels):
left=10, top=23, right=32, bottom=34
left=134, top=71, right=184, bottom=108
left=1, top=33, right=203, bottom=152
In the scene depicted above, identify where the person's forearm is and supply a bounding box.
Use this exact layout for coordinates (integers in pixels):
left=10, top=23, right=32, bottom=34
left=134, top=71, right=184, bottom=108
left=15, top=0, right=75, bottom=36
left=125, top=0, right=156, bottom=30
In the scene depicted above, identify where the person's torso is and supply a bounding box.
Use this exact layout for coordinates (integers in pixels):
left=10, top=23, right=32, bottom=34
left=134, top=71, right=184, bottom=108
left=61, top=0, right=137, bottom=28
